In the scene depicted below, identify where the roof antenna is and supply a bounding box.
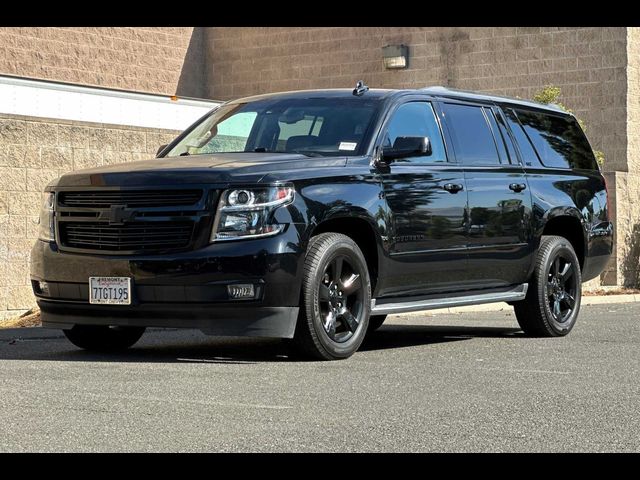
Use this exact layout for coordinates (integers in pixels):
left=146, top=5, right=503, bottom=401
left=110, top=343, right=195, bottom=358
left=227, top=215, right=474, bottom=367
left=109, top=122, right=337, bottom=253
left=353, top=80, right=369, bottom=96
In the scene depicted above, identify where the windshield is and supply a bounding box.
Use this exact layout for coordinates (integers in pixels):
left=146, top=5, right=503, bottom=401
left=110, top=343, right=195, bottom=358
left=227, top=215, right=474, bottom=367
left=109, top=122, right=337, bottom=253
left=165, top=97, right=381, bottom=158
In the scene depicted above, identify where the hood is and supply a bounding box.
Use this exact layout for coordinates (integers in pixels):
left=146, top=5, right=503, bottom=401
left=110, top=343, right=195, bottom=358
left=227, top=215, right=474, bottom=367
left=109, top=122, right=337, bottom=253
left=51, top=152, right=348, bottom=187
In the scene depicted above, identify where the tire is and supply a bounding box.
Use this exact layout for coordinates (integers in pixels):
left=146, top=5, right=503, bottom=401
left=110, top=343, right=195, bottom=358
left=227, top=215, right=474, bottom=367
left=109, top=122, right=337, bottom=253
left=514, top=235, right=582, bottom=337
left=367, top=314, right=387, bottom=332
left=293, top=233, right=371, bottom=360
left=63, top=325, right=146, bottom=351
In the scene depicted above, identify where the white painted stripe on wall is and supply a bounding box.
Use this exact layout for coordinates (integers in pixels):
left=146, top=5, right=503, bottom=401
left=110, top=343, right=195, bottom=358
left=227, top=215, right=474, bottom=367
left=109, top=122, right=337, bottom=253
left=0, top=75, right=221, bottom=131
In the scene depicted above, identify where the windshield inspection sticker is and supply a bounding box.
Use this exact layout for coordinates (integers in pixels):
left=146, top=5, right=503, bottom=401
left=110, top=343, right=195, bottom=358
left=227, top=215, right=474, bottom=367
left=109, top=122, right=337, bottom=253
left=338, top=142, right=357, bottom=151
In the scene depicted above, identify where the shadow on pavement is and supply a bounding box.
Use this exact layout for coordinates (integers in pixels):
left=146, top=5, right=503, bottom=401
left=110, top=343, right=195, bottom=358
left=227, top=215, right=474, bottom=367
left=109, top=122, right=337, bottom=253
left=360, top=325, right=523, bottom=351
left=0, top=324, right=523, bottom=363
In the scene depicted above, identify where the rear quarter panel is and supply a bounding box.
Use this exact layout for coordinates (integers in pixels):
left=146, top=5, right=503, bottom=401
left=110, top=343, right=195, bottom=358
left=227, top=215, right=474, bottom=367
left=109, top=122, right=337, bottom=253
left=525, top=166, right=613, bottom=281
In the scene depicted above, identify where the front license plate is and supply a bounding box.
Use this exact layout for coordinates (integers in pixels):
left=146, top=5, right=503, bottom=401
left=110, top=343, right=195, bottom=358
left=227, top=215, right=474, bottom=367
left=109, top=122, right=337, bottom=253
left=89, top=277, right=131, bottom=305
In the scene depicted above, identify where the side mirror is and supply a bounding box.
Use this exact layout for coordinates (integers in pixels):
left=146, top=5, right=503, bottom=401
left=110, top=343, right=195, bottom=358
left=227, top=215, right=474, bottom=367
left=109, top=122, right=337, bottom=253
left=156, top=144, right=168, bottom=157
left=382, top=136, right=432, bottom=161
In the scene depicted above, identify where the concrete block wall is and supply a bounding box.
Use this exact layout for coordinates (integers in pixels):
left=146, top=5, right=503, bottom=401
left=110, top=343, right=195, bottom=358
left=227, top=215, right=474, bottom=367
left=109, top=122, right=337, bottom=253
left=0, top=27, right=205, bottom=97
left=0, top=114, right=178, bottom=315
left=607, top=172, right=640, bottom=287
left=616, top=27, right=640, bottom=287
left=206, top=27, right=628, bottom=172
left=598, top=28, right=640, bottom=287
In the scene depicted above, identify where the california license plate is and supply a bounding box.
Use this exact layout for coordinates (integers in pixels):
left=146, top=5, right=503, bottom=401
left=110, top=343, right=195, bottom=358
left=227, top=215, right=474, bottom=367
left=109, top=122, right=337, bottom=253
left=89, top=277, right=131, bottom=305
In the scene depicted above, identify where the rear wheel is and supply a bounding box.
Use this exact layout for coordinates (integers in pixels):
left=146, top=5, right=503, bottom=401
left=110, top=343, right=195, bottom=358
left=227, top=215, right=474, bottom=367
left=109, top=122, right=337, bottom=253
left=63, top=325, right=146, bottom=351
left=367, top=314, right=387, bottom=332
left=293, top=233, right=371, bottom=360
left=514, top=235, right=582, bottom=337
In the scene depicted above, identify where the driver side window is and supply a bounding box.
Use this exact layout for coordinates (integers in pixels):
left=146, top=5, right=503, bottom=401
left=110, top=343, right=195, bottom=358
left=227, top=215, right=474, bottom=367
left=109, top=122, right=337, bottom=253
left=383, top=102, right=447, bottom=163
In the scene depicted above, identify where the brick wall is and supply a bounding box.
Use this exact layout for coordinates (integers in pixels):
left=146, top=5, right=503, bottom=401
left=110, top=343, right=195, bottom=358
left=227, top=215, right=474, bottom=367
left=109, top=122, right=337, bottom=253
left=0, top=114, right=178, bottom=315
left=0, top=27, right=205, bottom=97
left=596, top=27, right=640, bottom=287
left=615, top=27, right=640, bottom=286
left=206, top=27, right=628, bottom=172
left=607, top=172, right=640, bottom=287
left=627, top=28, right=640, bottom=177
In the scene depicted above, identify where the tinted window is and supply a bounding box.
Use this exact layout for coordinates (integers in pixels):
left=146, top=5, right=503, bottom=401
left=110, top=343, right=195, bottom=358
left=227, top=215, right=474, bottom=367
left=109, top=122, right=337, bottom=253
left=278, top=115, right=323, bottom=141
left=504, top=108, right=540, bottom=166
left=276, top=114, right=324, bottom=151
left=514, top=109, right=598, bottom=170
left=383, top=102, right=447, bottom=163
left=207, top=111, right=257, bottom=153
left=166, top=97, right=379, bottom=158
left=443, top=104, right=500, bottom=165
left=494, top=109, right=520, bottom=164
left=484, top=109, right=510, bottom=164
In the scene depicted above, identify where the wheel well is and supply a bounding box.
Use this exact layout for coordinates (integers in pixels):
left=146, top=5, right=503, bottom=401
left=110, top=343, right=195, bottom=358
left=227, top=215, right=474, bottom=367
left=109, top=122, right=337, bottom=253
left=542, top=216, right=585, bottom=268
left=311, top=217, right=379, bottom=289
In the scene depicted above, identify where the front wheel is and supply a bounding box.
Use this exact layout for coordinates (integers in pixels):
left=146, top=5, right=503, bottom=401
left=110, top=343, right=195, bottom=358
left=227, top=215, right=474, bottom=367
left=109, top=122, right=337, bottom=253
left=64, top=325, right=146, bottom=351
left=293, top=233, right=371, bottom=360
left=514, top=235, right=582, bottom=337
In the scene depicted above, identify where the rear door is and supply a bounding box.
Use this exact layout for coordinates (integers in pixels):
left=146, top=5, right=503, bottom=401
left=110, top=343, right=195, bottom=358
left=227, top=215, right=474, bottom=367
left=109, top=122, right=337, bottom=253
left=439, top=101, right=534, bottom=288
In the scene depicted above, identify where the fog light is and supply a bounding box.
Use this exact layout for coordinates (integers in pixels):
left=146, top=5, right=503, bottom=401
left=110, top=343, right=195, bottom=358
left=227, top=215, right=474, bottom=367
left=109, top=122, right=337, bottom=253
left=38, top=281, right=50, bottom=295
left=227, top=284, right=255, bottom=299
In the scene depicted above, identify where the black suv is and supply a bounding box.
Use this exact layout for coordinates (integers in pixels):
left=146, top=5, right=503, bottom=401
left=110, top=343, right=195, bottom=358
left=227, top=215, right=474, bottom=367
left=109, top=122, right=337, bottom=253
left=31, top=84, right=613, bottom=360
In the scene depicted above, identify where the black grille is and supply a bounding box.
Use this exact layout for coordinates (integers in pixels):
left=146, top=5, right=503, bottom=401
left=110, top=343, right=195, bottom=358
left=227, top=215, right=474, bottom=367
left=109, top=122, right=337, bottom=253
left=59, top=190, right=202, bottom=208
left=59, top=222, right=194, bottom=252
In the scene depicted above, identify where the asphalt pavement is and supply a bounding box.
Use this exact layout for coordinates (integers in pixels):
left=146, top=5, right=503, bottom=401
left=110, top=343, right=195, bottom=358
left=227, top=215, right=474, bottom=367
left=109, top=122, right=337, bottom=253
left=0, top=302, right=638, bottom=452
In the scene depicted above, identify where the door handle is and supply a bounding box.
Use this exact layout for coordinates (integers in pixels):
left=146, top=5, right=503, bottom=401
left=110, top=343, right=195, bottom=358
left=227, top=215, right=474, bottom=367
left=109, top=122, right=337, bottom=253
left=509, top=183, right=527, bottom=192
left=443, top=183, right=464, bottom=193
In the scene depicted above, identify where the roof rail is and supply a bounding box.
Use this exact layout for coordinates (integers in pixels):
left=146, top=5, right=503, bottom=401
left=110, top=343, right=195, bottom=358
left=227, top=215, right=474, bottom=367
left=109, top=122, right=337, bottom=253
left=420, top=85, right=568, bottom=114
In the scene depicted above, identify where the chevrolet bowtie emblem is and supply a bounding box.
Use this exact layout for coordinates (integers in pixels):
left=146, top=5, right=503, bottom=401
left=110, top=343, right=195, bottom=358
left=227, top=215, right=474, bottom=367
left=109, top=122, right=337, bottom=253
left=109, top=205, right=134, bottom=225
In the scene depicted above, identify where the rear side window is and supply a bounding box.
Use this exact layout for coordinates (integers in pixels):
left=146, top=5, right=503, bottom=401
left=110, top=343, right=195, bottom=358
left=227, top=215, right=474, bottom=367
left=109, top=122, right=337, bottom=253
left=493, top=109, right=520, bottom=165
left=513, top=109, right=598, bottom=170
left=484, top=109, right=511, bottom=164
left=503, top=108, right=540, bottom=167
left=442, top=103, right=501, bottom=165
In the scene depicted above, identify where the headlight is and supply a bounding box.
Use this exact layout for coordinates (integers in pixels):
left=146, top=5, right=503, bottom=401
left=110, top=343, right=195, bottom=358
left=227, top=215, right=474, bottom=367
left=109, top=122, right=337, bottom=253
left=211, top=186, right=294, bottom=242
left=38, top=192, right=55, bottom=242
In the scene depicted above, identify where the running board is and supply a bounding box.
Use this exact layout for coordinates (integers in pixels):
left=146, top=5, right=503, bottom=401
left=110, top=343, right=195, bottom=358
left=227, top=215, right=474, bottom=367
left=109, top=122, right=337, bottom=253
left=371, top=284, right=528, bottom=315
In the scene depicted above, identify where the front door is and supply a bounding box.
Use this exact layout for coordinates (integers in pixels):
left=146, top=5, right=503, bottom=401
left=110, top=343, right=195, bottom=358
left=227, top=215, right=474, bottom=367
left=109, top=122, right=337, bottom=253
left=440, top=101, right=534, bottom=288
left=378, top=100, right=469, bottom=297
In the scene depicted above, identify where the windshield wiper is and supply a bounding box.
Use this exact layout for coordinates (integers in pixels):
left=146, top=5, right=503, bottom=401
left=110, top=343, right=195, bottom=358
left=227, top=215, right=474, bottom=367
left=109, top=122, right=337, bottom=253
left=253, top=147, right=323, bottom=157
left=291, top=150, right=324, bottom=157
left=179, top=151, right=190, bottom=156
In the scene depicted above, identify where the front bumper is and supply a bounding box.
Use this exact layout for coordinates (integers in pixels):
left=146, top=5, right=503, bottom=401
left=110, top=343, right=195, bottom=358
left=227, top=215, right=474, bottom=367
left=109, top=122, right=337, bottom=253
left=30, top=226, right=306, bottom=338
left=38, top=301, right=299, bottom=338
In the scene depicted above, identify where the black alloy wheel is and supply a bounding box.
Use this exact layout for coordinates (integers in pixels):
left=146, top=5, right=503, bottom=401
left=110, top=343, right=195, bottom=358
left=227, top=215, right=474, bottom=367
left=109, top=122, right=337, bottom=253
left=293, top=232, right=371, bottom=360
left=546, top=254, right=578, bottom=324
left=318, top=255, right=366, bottom=343
left=514, top=235, right=582, bottom=337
